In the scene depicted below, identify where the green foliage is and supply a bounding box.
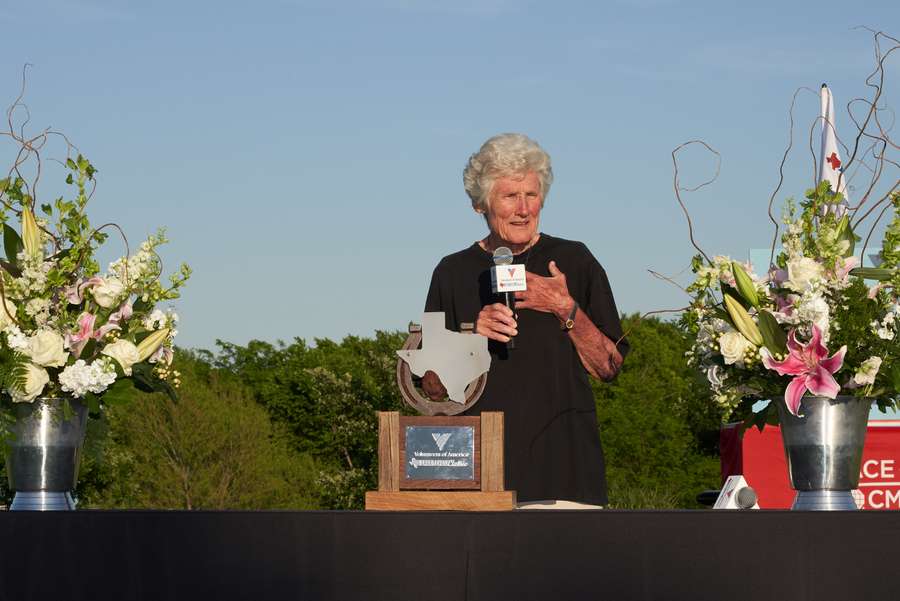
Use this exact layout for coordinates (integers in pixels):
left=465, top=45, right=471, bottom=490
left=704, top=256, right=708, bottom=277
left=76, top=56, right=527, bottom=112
left=74, top=351, right=319, bottom=509
left=0, top=346, right=28, bottom=441
left=210, top=322, right=724, bottom=510
left=830, top=279, right=886, bottom=362
left=594, top=315, right=724, bottom=508
left=214, top=331, right=408, bottom=509
left=830, top=278, right=900, bottom=402
left=0, top=345, right=27, bottom=395
left=794, top=181, right=854, bottom=263
left=881, top=193, right=900, bottom=291
left=130, top=362, right=176, bottom=401
left=0, top=324, right=731, bottom=511
left=606, top=483, right=682, bottom=510
left=757, top=309, right=787, bottom=354
left=2, top=223, right=22, bottom=267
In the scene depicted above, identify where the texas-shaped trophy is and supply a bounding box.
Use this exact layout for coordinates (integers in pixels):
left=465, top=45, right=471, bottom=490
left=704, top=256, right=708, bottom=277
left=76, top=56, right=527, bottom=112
left=364, top=312, right=516, bottom=511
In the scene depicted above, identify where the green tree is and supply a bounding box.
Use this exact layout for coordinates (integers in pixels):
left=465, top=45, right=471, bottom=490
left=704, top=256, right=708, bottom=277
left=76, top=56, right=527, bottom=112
left=213, top=321, right=725, bottom=510
left=595, top=315, right=724, bottom=508
left=214, top=332, right=408, bottom=509
left=76, top=351, right=319, bottom=509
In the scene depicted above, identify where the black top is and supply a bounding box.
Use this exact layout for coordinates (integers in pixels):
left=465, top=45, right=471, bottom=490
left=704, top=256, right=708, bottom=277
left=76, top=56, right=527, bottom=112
left=424, top=234, right=629, bottom=504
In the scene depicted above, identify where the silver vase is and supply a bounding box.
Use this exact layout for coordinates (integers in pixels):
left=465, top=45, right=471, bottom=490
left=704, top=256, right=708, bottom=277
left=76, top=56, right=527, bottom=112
left=5, top=397, right=88, bottom=510
left=775, top=395, right=872, bottom=511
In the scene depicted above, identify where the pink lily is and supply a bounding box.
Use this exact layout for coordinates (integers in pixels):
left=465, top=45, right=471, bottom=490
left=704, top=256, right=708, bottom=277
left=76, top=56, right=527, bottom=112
left=759, top=324, right=846, bottom=416
left=772, top=294, right=796, bottom=317
left=95, top=322, right=121, bottom=339
left=65, top=312, right=98, bottom=356
left=149, top=344, right=174, bottom=365
left=64, top=276, right=104, bottom=305
left=64, top=285, right=82, bottom=305
left=108, top=301, right=133, bottom=324
left=95, top=301, right=134, bottom=339
left=768, top=266, right=788, bottom=286
left=832, top=256, right=859, bottom=282
left=868, top=283, right=884, bottom=300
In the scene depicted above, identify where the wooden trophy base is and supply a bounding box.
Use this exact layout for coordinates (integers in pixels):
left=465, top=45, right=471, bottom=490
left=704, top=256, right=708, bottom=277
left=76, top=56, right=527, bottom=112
left=365, top=490, right=516, bottom=511
left=365, top=411, right=515, bottom=511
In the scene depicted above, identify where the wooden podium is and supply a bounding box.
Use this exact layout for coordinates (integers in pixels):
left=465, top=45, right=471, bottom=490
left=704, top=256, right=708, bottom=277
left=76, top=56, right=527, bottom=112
left=365, top=411, right=516, bottom=510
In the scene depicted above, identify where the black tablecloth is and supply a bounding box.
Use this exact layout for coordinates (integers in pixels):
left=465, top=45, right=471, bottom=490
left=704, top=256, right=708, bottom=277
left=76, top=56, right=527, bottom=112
left=0, top=510, right=897, bottom=601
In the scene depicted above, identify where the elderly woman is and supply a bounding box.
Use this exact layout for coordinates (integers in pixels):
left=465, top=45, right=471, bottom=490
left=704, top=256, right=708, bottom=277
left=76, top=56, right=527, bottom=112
left=423, top=133, right=629, bottom=507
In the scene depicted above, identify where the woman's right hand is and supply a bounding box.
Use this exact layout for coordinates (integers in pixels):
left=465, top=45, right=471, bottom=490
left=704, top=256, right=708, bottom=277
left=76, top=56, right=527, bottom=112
left=475, top=303, right=518, bottom=342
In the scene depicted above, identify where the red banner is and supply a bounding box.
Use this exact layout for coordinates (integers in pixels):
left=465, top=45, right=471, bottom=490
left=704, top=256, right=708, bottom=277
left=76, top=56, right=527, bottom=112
left=721, top=421, right=900, bottom=509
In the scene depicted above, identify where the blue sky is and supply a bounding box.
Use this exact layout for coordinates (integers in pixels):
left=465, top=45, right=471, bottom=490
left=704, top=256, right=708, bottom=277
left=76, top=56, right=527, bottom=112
left=0, top=0, right=897, bottom=352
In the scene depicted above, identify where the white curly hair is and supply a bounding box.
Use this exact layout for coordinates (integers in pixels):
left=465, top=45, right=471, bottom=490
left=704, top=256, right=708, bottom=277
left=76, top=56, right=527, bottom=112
left=463, top=133, right=553, bottom=212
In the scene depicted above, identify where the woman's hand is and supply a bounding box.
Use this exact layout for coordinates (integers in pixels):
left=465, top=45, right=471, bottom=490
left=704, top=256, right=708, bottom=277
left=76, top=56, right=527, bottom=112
left=421, top=370, right=447, bottom=400
left=517, top=260, right=623, bottom=380
left=515, top=260, right=575, bottom=320
left=476, top=302, right=518, bottom=343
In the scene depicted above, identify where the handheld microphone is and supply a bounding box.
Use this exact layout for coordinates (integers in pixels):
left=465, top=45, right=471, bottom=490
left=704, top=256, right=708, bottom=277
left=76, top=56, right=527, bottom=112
left=735, top=486, right=758, bottom=509
left=491, top=246, right=523, bottom=350
left=712, top=475, right=760, bottom=510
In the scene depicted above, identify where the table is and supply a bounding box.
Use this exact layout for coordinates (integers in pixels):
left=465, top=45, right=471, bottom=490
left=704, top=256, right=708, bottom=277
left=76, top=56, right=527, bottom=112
left=0, top=510, right=897, bottom=600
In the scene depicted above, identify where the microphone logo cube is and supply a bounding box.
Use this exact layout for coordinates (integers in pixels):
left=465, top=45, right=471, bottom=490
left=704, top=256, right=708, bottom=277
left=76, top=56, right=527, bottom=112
left=491, top=264, right=526, bottom=293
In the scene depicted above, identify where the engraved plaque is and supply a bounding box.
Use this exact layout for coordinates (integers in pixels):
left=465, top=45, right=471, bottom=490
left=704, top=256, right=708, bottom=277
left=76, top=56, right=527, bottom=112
left=404, top=426, right=474, bottom=481
left=399, top=416, right=481, bottom=490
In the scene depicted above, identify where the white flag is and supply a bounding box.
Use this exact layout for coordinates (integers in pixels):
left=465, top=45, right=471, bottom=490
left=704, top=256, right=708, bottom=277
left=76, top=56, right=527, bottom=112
left=818, top=84, right=849, bottom=217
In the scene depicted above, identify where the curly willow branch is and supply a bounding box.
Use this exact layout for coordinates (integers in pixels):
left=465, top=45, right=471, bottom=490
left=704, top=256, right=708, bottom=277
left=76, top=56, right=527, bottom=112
left=860, top=198, right=895, bottom=264
left=768, top=87, right=817, bottom=266
left=849, top=138, right=889, bottom=211
left=854, top=178, right=900, bottom=230
left=614, top=307, right=692, bottom=349
left=89, top=223, right=131, bottom=283
left=6, top=63, right=30, bottom=137
left=0, top=66, right=81, bottom=218
left=672, top=140, right=720, bottom=265
left=840, top=30, right=900, bottom=199
left=648, top=269, right=690, bottom=295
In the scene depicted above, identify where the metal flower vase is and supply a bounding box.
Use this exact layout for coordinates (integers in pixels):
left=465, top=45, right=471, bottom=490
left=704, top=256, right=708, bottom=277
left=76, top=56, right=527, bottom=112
left=5, top=397, right=88, bottom=510
left=775, top=395, right=872, bottom=511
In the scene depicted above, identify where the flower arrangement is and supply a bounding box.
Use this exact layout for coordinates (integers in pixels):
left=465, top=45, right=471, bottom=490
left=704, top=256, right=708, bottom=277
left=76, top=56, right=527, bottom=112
left=0, top=153, right=190, bottom=437
left=682, top=183, right=900, bottom=426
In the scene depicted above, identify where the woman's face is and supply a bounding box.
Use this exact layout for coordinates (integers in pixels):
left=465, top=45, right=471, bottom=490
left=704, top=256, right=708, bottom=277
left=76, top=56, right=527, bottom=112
left=482, top=171, right=543, bottom=247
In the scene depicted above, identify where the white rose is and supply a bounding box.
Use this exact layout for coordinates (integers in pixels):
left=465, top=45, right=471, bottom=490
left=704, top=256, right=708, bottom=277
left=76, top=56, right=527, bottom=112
left=27, top=329, right=68, bottom=367
left=101, top=339, right=140, bottom=376
left=0, top=298, right=17, bottom=329
left=92, top=277, right=126, bottom=309
left=9, top=363, right=49, bottom=403
left=852, top=356, right=883, bottom=388
left=785, top=258, right=824, bottom=292
left=719, top=330, right=754, bottom=365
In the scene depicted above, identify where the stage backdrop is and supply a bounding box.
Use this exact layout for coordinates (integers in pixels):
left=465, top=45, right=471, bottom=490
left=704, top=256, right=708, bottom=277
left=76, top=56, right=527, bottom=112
left=721, top=420, right=900, bottom=509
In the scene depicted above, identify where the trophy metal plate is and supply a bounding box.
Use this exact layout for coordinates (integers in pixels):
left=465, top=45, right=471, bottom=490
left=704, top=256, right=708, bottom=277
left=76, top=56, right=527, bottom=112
left=400, top=416, right=481, bottom=490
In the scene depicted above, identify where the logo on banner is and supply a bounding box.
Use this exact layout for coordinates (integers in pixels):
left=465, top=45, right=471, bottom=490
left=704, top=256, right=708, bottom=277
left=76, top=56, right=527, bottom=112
left=859, top=457, right=900, bottom=509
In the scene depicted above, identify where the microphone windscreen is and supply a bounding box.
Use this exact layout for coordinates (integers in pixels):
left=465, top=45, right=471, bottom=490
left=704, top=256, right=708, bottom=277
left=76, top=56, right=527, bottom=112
left=736, top=486, right=758, bottom=509
left=492, top=246, right=513, bottom=265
